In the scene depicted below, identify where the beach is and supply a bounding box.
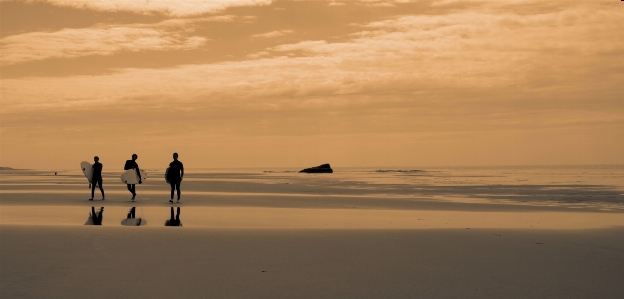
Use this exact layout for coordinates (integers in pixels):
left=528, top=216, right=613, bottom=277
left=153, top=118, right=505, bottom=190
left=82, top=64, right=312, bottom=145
left=3, top=0, right=624, bottom=297
left=1, top=166, right=624, bottom=298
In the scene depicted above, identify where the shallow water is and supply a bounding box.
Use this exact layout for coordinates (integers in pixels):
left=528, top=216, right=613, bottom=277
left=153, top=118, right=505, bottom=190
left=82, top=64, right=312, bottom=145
left=2, top=205, right=623, bottom=229
left=1, top=165, right=623, bottom=227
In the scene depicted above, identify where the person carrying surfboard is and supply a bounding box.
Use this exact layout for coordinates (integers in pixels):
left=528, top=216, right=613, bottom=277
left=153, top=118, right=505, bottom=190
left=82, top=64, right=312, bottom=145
left=124, top=154, right=142, bottom=201
left=168, top=152, right=184, bottom=203
left=89, top=156, right=105, bottom=201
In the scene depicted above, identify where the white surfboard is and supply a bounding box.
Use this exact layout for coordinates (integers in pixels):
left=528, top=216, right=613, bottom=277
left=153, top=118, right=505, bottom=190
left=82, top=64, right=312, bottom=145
left=165, top=167, right=170, bottom=183
left=121, top=218, right=147, bottom=226
left=80, top=161, right=93, bottom=183
left=120, top=169, right=147, bottom=184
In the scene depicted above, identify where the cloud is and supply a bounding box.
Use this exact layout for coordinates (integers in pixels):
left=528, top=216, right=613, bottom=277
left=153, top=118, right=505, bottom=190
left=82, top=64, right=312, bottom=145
left=431, top=0, right=537, bottom=5
left=21, top=0, right=273, bottom=16
left=247, top=51, right=270, bottom=58
left=270, top=40, right=328, bottom=52
left=0, top=19, right=208, bottom=65
left=251, top=30, right=294, bottom=39
left=2, top=0, right=623, bottom=167
left=2, top=1, right=622, bottom=117
left=366, top=2, right=395, bottom=7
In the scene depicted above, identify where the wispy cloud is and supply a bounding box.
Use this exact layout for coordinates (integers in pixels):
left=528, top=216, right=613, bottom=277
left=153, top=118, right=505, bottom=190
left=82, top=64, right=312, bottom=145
left=23, top=0, right=273, bottom=16
left=3, top=2, right=623, bottom=110
left=2, top=0, right=624, bottom=167
left=251, top=30, right=294, bottom=39
left=1, top=1, right=621, bottom=130
left=0, top=19, right=208, bottom=65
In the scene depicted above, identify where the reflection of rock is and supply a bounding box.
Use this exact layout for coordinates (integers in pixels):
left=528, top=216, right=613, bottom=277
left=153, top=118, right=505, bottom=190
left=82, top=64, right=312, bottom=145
left=299, top=163, right=333, bottom=173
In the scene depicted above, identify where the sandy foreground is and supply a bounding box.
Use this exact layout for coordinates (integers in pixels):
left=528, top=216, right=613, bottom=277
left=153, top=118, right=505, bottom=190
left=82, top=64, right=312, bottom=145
left=1, top=168, right=623, bottom=298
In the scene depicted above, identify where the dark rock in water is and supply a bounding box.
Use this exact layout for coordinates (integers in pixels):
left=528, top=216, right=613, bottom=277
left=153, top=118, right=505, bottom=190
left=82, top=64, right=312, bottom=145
left=299, top=164, right=333, bottom=173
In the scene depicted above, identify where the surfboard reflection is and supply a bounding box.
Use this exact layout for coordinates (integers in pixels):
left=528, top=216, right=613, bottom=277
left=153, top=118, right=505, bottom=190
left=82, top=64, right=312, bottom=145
left=165, top=207, right=182, bottom=227
left=121, top=207, right=147, bottom=226
left=85, top=207, right=104, bottom=225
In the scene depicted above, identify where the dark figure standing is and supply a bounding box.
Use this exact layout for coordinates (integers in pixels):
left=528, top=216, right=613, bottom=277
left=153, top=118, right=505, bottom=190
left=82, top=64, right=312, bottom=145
left=124, top=154, right=142, bottom=201
left=168, top=152, right=184, bottom=203
left=89, top=156, right=105, bottom=201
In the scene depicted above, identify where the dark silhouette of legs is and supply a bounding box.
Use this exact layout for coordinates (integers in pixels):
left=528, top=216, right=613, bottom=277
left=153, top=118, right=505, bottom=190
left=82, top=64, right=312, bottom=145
left=91, top=207, right=104, bottom=225
left=127, top=184, right=136, bottom=199
left=91, top=179, right=104, bottom=200
left=166, top=207, right=181, bottom=226
left=127, top=207, right=136, bottom=219
left=97, top=207, right=104, bottom=224
left=98, top=182, right=104, bottom=200
left=170, top=181, right=181, bottom=201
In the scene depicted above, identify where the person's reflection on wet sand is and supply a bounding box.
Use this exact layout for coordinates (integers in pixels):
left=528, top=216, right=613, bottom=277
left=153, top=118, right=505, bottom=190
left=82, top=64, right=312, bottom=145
left=127, top=207, right=136, bottom=219
left=165, top=207, right=182, bottom=226
left=121, top=207, right=146, bottom=226
left=86, top=207, right=104, bottom=225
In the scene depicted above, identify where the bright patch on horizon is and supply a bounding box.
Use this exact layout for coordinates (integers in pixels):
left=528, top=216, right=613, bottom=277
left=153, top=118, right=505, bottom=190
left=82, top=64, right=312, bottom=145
left=25, top=0, right=274, bottom=16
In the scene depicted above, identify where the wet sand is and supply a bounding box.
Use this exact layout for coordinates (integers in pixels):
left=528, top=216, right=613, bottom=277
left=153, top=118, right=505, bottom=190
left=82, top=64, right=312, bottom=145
left=2, top=226, right=623, bottom=299
left=2, top=205, right=624, bottom=230
left=1, top=167, right=623, bottom=298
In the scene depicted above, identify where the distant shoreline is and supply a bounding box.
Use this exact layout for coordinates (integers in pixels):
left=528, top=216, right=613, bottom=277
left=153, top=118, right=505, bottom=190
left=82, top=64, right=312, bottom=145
left=2, top=164, right=624, bottom=173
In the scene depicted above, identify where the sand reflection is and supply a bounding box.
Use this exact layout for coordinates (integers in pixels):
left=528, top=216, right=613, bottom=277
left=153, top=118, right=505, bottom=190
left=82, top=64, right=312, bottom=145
left=1, top=205, right=622, bottom=230
left=85, top=207, right=103, bottom=225
left=121, top=207, right=147, bottom=226
left=165, top=207, right=182, bottom=227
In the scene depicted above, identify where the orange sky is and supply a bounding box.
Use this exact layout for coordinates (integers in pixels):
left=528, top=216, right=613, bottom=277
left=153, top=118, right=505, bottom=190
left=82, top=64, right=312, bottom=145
left=1, top=0, right=623, bottom=169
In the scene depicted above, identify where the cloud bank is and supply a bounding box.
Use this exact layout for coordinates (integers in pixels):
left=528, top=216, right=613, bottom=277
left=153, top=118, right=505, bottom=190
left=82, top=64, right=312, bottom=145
left=0, top=19, right=208, bottom=65
left=3, top=2, right=622, bottom=112
left=2, top=0, right=623, bottom=167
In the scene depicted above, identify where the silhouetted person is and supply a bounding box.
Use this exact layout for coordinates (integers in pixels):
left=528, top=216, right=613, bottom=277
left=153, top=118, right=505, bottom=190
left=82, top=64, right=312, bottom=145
left=165, top=207, right=182, bottom=226
left=89, top=156, right=105, bottom=201
left=90, top=207, right=104, bottom=225
left=168, top=152, right=184, bottom=203
left=124, top=154, right=142, bottom=201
